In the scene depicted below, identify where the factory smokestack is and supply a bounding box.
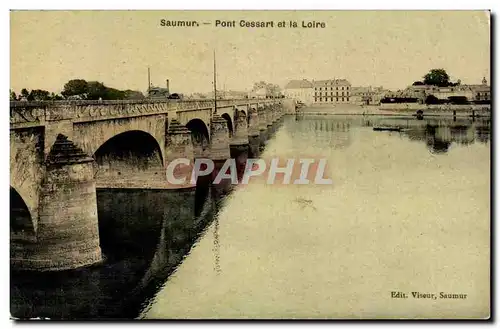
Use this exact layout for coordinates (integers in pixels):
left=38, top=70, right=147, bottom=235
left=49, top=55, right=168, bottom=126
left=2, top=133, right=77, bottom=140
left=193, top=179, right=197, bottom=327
left=166, top=79, right=170, bottom=92
left=148, top=67, right=151, bottom=90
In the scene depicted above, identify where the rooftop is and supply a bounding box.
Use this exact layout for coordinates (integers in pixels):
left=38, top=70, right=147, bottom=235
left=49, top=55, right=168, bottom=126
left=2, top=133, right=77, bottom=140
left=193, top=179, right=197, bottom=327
left=284, top=79, right=314, bottom=89
left=313, top=79, right=351, bottom=86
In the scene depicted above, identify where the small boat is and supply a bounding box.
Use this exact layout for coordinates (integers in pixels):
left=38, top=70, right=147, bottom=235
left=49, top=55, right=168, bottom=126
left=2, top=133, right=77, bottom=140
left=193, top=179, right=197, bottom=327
left=373, top=126, right=402, bottom=132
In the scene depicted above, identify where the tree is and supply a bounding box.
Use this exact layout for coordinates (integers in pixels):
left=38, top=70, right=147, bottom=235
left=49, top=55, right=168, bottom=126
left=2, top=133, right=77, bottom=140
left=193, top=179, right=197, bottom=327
left=251, top=81, right=282, bottom=97
left=20, top=88, right=30, bottom=100
left=267, top=84, right=282, bottom=97
left=104, top=87, right=125, bottom=100
left=86, top=81, right=107, bottom=100
left=62, top=79, right=88, bottom=98
left=29, top=89, right=51, bottom=101
left=49, top=92, right=64, bottom=100
left=123, top=90, right=145, bottom=100
left=252, top=81, right=268, bottom=91
left=412, top=81, right=425, bottom=86
left=10, top=90, right=17, bottom=101
left=423, top=69, right=450, bottom=87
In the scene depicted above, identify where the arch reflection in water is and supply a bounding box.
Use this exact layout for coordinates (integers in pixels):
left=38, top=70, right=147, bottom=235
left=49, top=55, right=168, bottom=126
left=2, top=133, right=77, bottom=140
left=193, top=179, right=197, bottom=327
left=10, top=176, right=216, bottom=319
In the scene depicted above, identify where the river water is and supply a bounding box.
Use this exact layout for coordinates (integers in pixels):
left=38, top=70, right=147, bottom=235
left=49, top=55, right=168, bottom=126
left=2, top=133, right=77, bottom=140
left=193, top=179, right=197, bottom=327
left=11, top=114, right=490, bottom=319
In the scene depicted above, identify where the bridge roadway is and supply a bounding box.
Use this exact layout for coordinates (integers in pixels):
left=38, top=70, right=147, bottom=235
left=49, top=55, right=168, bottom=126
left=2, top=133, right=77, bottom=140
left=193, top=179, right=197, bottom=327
left=10, top=98, right=290, bottom=271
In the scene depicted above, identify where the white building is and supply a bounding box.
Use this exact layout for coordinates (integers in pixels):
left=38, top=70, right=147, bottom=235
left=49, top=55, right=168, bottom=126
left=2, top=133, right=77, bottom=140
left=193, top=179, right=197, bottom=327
left=313, top=79, right=351, bottom=104
left=283, top=79, right=314, bottom=105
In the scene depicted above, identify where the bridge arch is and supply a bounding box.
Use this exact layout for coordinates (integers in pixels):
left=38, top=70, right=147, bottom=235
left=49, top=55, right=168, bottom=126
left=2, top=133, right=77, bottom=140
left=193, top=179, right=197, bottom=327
left=93, top=130, right=164, bottom=178
left=237, top=110, right=247, bottom=122
left=10, top=186, right=35, bottom=236
left=221, top=113, right=234, bottom=138
left=185, top=118, right=209, bottom=142
left=186, top=118, right=210, bottom=158
left=235, top=110, right=248, bottom=132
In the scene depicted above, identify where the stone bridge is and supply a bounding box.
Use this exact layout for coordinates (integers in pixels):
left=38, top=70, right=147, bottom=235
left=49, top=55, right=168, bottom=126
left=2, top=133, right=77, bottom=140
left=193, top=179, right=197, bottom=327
left=10, top=98, right=285, bottom=272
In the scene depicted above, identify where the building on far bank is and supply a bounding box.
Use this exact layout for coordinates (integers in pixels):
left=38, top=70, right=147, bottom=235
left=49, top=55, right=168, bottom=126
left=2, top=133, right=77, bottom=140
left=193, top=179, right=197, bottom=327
left=313, top=79, right=351, bottom=104
left=402, top=77, right=490, bottom=103
left=468, top=77, right=491, bottom=101
left=351, top=86, right=372, bottom=105
left=283, top=79, right=314, bottom=105
left=350, top=86, right=390, bottom=105
left=248, top=87, right=268, bottom=99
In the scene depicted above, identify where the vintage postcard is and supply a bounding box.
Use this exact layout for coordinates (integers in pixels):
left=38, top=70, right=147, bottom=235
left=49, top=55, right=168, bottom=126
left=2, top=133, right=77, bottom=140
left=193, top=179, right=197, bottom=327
left=9, top=10, right=490, bottom=320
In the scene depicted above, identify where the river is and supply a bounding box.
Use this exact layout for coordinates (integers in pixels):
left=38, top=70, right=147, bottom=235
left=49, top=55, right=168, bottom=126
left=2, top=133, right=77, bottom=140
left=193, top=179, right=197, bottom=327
left=11, top=114, right=491, bottom=319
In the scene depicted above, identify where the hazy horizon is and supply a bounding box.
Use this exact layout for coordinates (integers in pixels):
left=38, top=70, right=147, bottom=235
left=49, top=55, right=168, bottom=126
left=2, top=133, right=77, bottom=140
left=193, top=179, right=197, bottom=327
left=10, top=10, right=490, bottom=95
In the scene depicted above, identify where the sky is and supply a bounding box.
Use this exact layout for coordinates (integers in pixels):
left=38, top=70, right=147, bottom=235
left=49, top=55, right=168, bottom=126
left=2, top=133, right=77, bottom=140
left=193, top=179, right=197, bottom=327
left=10, top=10, right=490, bottom=95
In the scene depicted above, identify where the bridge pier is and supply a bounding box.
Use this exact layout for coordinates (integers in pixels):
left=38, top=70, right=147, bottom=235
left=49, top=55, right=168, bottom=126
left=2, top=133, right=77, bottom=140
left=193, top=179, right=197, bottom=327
left=11, top=134, right=103, bottom=271
left=210, top=114, right=232, bottom=201
left=230, top=109, right=249, bottom=182
left=271, top=105, right=279, bottom=135
left=248, top=107, right=261, bottom=158
left=230, top=108, right=249, bottom=152
left=258, top=105, right=268, bottom=152
left=263, top=105, right=272, bottom=137
left=166, top=119, right=195, bottom=189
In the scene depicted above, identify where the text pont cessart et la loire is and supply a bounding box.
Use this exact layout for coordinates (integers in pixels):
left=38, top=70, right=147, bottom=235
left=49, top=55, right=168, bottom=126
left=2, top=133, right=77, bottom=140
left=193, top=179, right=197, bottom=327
left=160, top=19, right=327, bottom=28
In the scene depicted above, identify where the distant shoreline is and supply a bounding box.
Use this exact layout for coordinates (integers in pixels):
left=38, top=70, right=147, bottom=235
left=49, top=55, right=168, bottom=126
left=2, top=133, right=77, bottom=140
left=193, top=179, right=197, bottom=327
left=292, top=104, right=491, bottom=118
left=292, top=111, right=491, bottom=117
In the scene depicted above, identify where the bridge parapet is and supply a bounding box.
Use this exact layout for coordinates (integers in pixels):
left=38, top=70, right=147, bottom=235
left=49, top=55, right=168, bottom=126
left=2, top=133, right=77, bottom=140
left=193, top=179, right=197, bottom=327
left=10, top=98, right=282, bottom=127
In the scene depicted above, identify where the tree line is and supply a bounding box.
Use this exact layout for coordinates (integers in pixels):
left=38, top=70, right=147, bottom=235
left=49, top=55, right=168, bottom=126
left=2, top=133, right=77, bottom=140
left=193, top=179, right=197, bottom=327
left=412, top=68, right=460, bottom=87
left=251, top=81, right=282, bottom=96
left=10, top=79, right=145, bottom=101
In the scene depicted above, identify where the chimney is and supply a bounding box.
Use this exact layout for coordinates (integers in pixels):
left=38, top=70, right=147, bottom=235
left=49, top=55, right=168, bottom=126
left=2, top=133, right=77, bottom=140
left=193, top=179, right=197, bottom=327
left=166, top=79, right=170, bottom=91
left=148, top=67, right=151, bottom=90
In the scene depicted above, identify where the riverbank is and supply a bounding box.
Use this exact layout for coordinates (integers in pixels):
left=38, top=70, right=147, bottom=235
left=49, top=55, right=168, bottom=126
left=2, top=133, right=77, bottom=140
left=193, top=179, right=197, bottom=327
left=295, top=104, right=491, bottom=117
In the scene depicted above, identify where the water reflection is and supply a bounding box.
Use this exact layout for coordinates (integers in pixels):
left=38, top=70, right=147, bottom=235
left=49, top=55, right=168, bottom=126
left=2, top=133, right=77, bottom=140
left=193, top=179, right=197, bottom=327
left=289, top=116, right=353, bottom=149
left=11, top=182, right=216, bottom=319
left=142, top=114, right=490, bottom=319
left=10, top=115, right=491, bottom=320
left=363, top=116, right=490, bottom=154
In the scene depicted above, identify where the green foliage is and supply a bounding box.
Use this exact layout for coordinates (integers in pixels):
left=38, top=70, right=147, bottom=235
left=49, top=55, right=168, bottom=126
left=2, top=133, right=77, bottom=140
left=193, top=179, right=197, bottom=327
left=86, top=81, right=107, bottom=100
left=62, top=79, right=143, bottom=100
left=20, top=88, right=29, bottom=99
left=14, top=79, right=145, bottom=102
left=62, top=79, right=88, bottom=98
left=13, top=88, right=65, bottom=101
left=10, top=90, right=17, bottom=100
left=423, top=69, right=451, bottom=87
left=412, top=81, right=424, bottom=86
left=252, top=81, right=282, bottom=97
left=123, top=90, right=145, bottom=100
left=104, top=87, right=126, bottom=100
left=50, top=92, right=64, bottom=100
left=29, top=89, right=50, bottom=101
